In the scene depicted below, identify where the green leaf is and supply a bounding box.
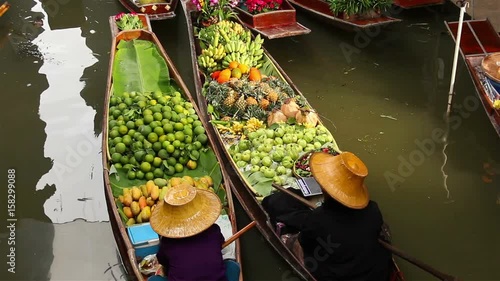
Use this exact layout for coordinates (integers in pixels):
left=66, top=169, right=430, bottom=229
left=259, top=55, right=280, bottom=77
left=112, top=39, right=173, bottom=96
left=242, top=171, right=274, bottom=197
left=172, top=147, right=223, bottom=190
left=109, top=166, right=146, bottom=197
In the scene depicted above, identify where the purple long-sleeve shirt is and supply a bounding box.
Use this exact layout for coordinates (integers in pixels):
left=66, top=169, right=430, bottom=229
left=156, top=224, right=228, bottom=281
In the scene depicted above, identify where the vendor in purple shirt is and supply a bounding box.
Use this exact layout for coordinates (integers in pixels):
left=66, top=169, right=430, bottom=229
left=149, top=183, right=231, bottom=281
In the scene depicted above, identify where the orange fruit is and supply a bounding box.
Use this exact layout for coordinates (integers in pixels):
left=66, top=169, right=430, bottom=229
left=248, top=67, right=261, bottom=82
left=217, top=69, right=232, bottom=84
left=231, top=68, right=242, bottom=79
left=229, top=61, right=239, bottom=69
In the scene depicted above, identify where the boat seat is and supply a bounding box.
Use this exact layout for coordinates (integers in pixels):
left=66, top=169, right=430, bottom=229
left=146, top=260, right=240, bottom=281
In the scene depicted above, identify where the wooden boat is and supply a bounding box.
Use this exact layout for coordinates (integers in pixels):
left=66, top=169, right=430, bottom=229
left=103, top=17, right=242, bottom=280
left=393, top=0, right=445, bottom=9
left=110, top=13, right=153, bottom=37
left=445, top=19, right=500, bottom=137
left=180, top=1, right=405, bottom=280
left=233, top=0, right=311, bottom=39
left=287, top=0, right=401, bottom=32
left=117, top=0, right=178, bottom=20
left=0, top=1, right=10, bottom=17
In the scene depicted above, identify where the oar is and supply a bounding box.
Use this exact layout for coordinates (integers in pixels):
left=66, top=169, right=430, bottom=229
left=271, top=184, right=462, bottom=281
left=222, top=221, right=257, bottom=249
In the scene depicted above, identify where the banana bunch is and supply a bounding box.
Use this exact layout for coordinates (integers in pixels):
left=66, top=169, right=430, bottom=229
left=243, top=118, right=264, bottom=132
left=231, top=121, right=244, bottom=134
left=222, top=52, right=252, bottom=68
left=198, top=54, right=217, bottom=71
left=224, top=40, right=247, bottom=54
left=202, top=44, right=225, bottom=60
left=215, top=122, right=243, bottom=135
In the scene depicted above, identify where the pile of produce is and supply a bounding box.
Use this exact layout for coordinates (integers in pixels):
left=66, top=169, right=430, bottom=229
left=108, top=38, right=226, bottom=227
left=117, top=176, right=215, bottom=226
left=196, top=20, right=340, bottom=197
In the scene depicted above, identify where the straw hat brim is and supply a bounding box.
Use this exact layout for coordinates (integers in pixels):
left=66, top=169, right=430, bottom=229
left=481, top=52, right=500, bottom=83
left=309, top=152, right=369, bottom=209
left=150, top=189, right=222, bottom=238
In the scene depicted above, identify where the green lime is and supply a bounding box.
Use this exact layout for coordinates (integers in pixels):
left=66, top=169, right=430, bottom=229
left=132, top=141, right=143, bottom=151
left=126, top=121, right=135, bottom=129
left=185, top=135, right=193, bottom=144
left=124, top=97, right=133, bottom=106
left=144, top=115, right=154, bottom=124
left=127, top=170, right=136, bottom=180
left=172, top=96, right=182, bottom=105
left=137, top=100, right=147, bottom=109
left=153, top=168, right=164, bottom=178
left=193, top=120, right=202, bottom=128
left=127, top=129, right=136, bottom=137
left=165, top=165, right=175, bottom=176
left=170, top=112, right=180, bottom=122
left=143, top=109, right=153, bottom=116
left=174, top=122, right=184, bottom=131
left=109, top=120, right=117, bottom=128
left=187, top=117, right=194, bottom=124
left=110, top=97, right=117, bottom=106
left=135, top=119, right=144, bottom=127
left=153, top=112, right=163, bottom=121
left=180, top=118, right=188, bottom=125
left=118, top=103, right=127, bottom=111
left=162, top=141, right=170, bottom=149
left=163, top=123, right=174, bottom=133
left=135, top=134, right=145, bottom=142
left=109, top=130, right=119, bottom=139
left=111, top=153, right=122, bottom=163
left=172, top=140, right=181, bottom=148
left=140, top=162, right=152, bottom=173
left=159, top=135, right=168, bottom=143
left=190, top=150, right=200, bottom=160
left=166, top=133, right=176, bottom=142
left=120, top=156, right=129, bottom=165
left=149, top=121, right=160, bottom=129
left=154, top=127, right=165, bottom=136
left=174, top=131, right=185, bottom=142
left=134, top=151, right=146, bottom=162
left=178, top=156, right=188, bottom=165
left=147, top=132, right=158, bottom=143
left=128, top=157, right=137, bottom=166
left=158, top=97, right=167, bottom=105
left=145, top=172, right=154, bottom=180
left=113, top=137, right=123, bottom=146
left=152, top=142, right=162, bottom=152
left=194, top=126, right=205, bottom=136
left=162, top=105, right=172, bottom=112
left=151, top=105, right=162, bottom=113
left=144, top=154, right=154, bottom=163
left=167, top=157, right=177, bottom=166
left=166, top=144, right=175, bottom=153
left=196, top=133, right=208, bottom=145
left=172, top=149, right=181, bottom=159
left=115, top=143, right=126, bottom=154
left=153, top=157, right=162, bottom=167
left=184, top=102, right=193, bottom=109
left=118, top=125, right=128, bottom=135
left=139, top=125, right=152, bottom=136
left=158, top=149, right=169, bottom=159
left=174, top=163, right=184, bottom=173
left=163, top=111, right=172, bottom=120
left=136, top=170, right=145, bottom=179
left=183, top=128, right=193, bottom=137
left=153, top=91, right=162, bottom=100
left=122, top=135, right=132, bottom=146
left=114, top=163, right=123, bottom=169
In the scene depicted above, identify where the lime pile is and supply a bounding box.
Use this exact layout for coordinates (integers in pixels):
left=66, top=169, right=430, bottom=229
left=108, top=90, right=209, bottom=180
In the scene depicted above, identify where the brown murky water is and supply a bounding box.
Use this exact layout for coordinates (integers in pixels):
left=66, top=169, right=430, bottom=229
left=0, top=0, right=499, bottom=280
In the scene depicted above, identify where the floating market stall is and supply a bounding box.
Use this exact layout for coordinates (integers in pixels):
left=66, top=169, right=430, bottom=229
left=117, top=0, right=178, bottom=20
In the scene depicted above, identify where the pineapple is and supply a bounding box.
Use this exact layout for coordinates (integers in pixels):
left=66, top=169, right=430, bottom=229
left=246, top=97, right=258, bottom=106
left=223, top=90, right=238, bottom=107
left=259, top=98, right=270, bottom=110
left=243, top=105, right=267, bottom=121
left=235, top=96, right=247, bottom=112
left=266, top=90, right=278, bottom=103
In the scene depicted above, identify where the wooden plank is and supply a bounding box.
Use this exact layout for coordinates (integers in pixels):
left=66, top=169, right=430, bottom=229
left=446, top=19, right=500, bottom=56
left=393, top=0, right=445, bottom=9
left=254, top=23, right=311, bottom=39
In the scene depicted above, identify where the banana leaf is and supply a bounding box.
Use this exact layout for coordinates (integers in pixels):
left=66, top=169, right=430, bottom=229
left=112, top=39, right=173, bottom=96
left=242, top=170, right=274, bottom=197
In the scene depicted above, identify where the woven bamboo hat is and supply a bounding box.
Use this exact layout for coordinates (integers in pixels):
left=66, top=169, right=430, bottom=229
left=150, top=183, right=221, bottom=238
left=481, top=52, right=500, bottom=83
left=309, top=151, right=369, bottom=209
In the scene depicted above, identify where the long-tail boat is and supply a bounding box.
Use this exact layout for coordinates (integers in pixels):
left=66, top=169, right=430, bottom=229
left=287, top=0, right=401, bottom=31
left=180, top=1, right=405, bottom=280
left=117, top=0, right=178, bottom=20
left=103, top=15, right=242, bottom=280
left=445, top=19, right=500, bottom=137
left=393, top=0, right=445, bottom=9
left=233, top=0, right=311, bottom=39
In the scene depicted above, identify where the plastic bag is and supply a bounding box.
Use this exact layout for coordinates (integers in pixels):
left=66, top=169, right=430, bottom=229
left=138, top=254, right=161, bottom=276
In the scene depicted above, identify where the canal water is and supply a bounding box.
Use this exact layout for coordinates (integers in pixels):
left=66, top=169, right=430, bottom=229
left=0, top=0, right=499, bottom=280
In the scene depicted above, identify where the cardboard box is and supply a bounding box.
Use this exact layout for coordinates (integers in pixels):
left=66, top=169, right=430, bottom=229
left=127, top=223, right=160, bottom=259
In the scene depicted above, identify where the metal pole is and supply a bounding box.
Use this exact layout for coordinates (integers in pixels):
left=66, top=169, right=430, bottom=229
left=446, top=0, right=470, bottom=116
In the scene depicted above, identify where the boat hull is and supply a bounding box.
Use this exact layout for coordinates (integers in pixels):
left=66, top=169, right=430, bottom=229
left=103, top=19, right=242, bottom=280
left=234, top=0, right=311, bottom=39
left=287, top=0, right=401, bottom=31
left=445, top=19, right=500, bottom=138
left=117, top=0, right=178, bottom=20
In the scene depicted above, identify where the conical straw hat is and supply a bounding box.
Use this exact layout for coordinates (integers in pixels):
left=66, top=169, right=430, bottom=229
left=309, top=151, right=369, bottom=209
left=481, top=52, right=500, bottom=82
left=150, top=183, right=222, bottom=238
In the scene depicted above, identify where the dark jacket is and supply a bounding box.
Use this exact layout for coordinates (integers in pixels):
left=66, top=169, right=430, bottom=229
left=298, top=198, right=391, bottom=281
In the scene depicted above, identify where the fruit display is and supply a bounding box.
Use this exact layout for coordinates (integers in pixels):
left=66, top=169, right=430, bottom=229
left=117, top=176, right=216, bottom=226
left=294, top=147, right=339, bottom=178
left=195, top=20, right=340, bottom=197
left=107, top=90, right=209, bottom=180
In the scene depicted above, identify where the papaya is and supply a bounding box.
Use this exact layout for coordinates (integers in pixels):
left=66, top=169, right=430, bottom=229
left=118, top=195, right=124, bottom=203
left=199, top=177, right=211, bottom=187
left=122, top=187, right=131, bottom=196
left=159, top=186, right=169, bottom=202
left=138, top=196, right=147, bottom=210
left=131, top=186, right=142, bottom=201
left=136, top=214, right=143, bottom=224
left=123, top=194, right=133, bottom=207
left=181, top=176, right=194, bottom=186
left=141, top=185, right=149, bottom=198
left=150, top=186, right=160, bottom=201
left=131, top=201, right=141, bottom=216
left=141, top=206, right=152, bottom=222
left=170, top=177, right=182, bottom=187
left=197, top=182, right=209, bottom=190
left=146, top=180, right=156, bottom=194
left=154, top=178, right=168, bottom=188
left=123, top=207, right=133, bottom=218
left=202, top=175, right=213, bottom=187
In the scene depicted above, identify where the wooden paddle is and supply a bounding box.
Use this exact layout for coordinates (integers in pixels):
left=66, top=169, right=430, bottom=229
left=222, top=221, right=257, bottom=249
left=271, top=183, right=462, bottom=281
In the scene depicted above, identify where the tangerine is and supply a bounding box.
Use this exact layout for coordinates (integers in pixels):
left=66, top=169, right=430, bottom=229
left=229, top=61, right=239, bottom=69
left=238, top=63, right=249, bottom=74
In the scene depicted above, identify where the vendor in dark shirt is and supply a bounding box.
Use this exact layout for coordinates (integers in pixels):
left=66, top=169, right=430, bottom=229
left=263, top=151, right=392, bottom=281
left=149, top=183, right=228, bottom=281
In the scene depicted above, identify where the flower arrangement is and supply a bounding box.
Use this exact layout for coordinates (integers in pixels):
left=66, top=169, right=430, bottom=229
left=243, top=0, right=283, bottom=14
left=192, top=0, right=238, bottom=26
left=115, top=13, right=145, bottom=31
left=326, top=0, right=392, bottom=19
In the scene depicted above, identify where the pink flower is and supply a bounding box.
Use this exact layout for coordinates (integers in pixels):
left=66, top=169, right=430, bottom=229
left=115, top=12, right=125, bottom=20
